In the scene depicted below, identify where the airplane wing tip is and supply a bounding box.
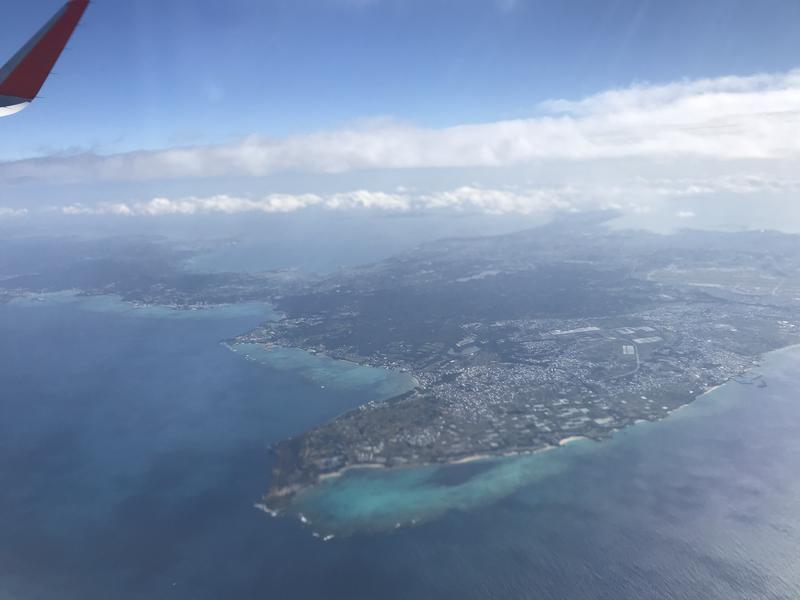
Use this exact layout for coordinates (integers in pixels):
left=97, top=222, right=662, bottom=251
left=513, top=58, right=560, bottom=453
left=0, top=101, right=31, bottom=118
left=0, top=0, right=90, bottom=114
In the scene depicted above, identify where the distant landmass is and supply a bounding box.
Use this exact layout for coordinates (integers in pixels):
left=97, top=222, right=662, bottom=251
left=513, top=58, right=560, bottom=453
left=2, top=215, right=800, bottom=519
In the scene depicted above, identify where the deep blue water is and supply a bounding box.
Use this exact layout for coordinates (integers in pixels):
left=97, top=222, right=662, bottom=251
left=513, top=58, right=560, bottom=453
left=1, top=298, right=799, bottom=599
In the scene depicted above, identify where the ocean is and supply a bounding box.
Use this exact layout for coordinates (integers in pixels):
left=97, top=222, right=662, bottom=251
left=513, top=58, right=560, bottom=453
left=1, top=295, right=798, bottom=599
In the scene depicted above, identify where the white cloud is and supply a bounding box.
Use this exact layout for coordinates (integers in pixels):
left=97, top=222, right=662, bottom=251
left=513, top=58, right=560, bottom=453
left=3, top=70, right=800, bottom=185
left=0, top=207, right=28, bottom=218
left=422, top=186, right=575, bottom=214
left=58, top=191, right=406, bottom=217
left=59, top=195, right=314, bottom=217
left=325, top=190, right=411, bottom=211
left=50, top=172, right=798, bottom=218
left=676, top=210, right=696, bottom=219
left=57, top=188, right=573, bottom=217
left=628, top=173, right=800, bottom=197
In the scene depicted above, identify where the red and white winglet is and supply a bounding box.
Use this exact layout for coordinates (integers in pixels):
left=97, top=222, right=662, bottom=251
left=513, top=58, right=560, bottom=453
left=0, top=0, right=89, bottom=117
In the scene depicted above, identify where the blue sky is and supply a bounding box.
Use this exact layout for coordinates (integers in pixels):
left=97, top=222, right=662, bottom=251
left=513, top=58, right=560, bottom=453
left=2, top=0, right=800, bottom=156
left=1, top=0, right=800, bottom=231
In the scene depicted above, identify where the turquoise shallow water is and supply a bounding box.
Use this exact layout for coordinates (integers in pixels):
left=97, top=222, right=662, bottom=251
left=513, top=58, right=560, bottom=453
left=290, top=442, right=594, bottom=536
left=9, top=290, right=272, bottom=320
left=1, top=296, right=799, bottom=599
left=233, top=343, right=417, bottom=401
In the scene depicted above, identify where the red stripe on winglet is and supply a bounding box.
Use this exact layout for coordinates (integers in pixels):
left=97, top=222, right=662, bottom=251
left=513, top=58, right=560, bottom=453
left=0, top=0, right=89, bottom=100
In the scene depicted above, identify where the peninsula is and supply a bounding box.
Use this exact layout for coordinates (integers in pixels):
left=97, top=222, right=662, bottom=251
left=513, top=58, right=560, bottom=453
left=244, top=216, right=800, bottom=510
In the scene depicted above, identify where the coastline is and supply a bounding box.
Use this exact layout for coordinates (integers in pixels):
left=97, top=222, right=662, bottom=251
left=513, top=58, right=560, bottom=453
left=449, top=454, right=493, bottom=465
left=261, top=344, right=800, bottom=516
left=230, top=342, right=419, bottom=400
left=261, top=382, right=721, bottom=512
left=699, top=384, right=724, bottom=397
left=318, top=463, right=387, bottom=481
left=559, top=436, right=588, bottom=446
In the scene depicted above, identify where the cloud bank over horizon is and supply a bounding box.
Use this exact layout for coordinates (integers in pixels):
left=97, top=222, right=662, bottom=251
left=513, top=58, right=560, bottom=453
left=3, top=69, right=799, bottom=185
left=0, top=172, right=788, bottom=221
left=2, top=69, right=798, bottom=223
